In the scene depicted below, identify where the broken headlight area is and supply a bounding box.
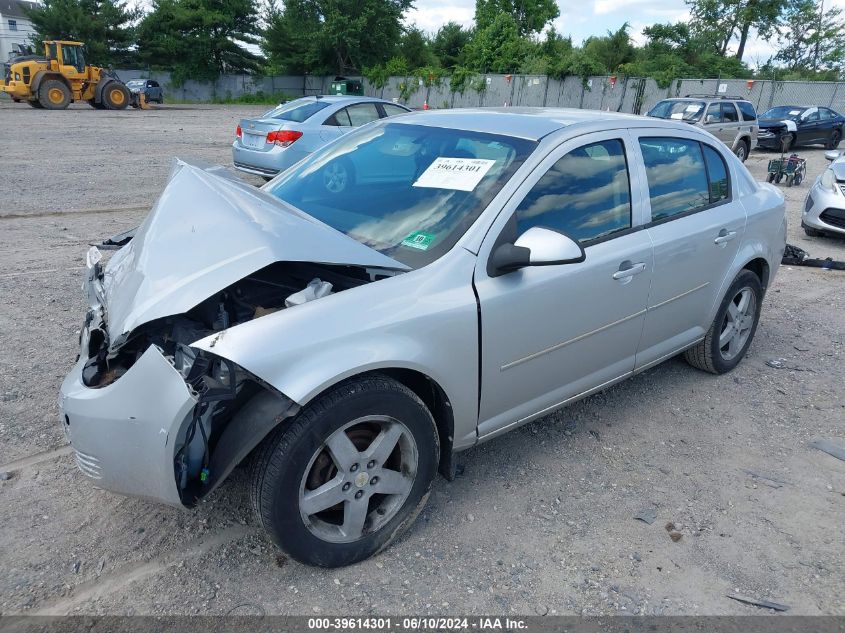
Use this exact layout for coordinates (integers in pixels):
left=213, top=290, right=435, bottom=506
left=75, top=261, right=389, bottom=502
left=80, top=260, right=385, bottom=389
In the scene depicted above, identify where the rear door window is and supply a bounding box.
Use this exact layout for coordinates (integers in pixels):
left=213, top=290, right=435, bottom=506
left=702, top=145, right=730, bottom=203
left=721, top=103, right=739, bottom=123
left=346, top=103, right=382, bottom=126
left=325, top=109, right=352, bottom=126
left=639, top=137, right=710, bottom=222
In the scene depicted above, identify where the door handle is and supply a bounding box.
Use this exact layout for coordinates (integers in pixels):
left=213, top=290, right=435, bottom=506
left=714, top=230, right=737, bottom=246
left=612, top=261, right=647, bottom=280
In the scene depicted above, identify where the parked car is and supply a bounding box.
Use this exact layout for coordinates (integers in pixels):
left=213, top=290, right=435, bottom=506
left=232, top=95, right=411, bottom=178
left=125, top=79, right=163, bottom=104
left=60, top=109, right=786, bottom=567
left=646, top=96, right=758, bottom=161
left=757, top=105, right=845, bottom=151
left=802, top=149, right=845, bottom=237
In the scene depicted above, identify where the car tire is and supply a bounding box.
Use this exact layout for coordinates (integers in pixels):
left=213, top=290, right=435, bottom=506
left=684, top=270, right=763, bottom=375
left=250, top=375, right=439, bottom=567
left=827, top=130, right=841, bottom=150
left=734, top=140, right=749, bottom=162
left=781, top=133, right=795, bottom=152
left=27, top=100, right=44, bottom=109
left=804, top=226, right=825, bottom=237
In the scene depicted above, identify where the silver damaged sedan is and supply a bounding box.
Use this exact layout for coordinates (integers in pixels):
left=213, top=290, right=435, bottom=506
left=802, top=149, right=845, bottom=237
left=60, top=109, right=787, bottom=567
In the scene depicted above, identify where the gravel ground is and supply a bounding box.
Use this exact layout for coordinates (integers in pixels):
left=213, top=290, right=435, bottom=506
left=0, top=102, right=843, bottom=617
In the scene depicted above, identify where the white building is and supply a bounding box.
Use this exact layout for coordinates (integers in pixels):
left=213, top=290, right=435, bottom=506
left=0, top=0, right=38, bottom=63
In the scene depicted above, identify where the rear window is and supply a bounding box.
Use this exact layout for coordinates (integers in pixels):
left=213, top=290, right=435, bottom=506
left=737, top=101, right=757, bottom=121
left=263, top=99, right=330, bottom=122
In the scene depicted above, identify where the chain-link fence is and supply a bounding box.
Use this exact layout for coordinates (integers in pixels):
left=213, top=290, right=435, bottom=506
left=111, top=69, right=845, bottom=114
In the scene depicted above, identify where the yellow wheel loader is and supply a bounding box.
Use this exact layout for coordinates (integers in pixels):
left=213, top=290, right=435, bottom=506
left=1, top=40, right=130, bottom=110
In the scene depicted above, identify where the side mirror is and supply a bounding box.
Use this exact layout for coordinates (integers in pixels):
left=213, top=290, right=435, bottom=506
left=824, top=150, right=842, bottom=161
left=490, top=227, right=585, bottom=276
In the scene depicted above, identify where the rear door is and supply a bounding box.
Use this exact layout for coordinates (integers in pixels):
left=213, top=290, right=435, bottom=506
left=474, top=131, right=654, bottom=438
left=632, top=134, right=746, bottom=368
left=721, top=102, right=741, bottom=147
left=797, top=108, right=823, bottom=144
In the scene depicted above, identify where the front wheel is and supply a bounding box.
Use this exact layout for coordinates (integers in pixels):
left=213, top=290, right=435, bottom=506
left=250, top=375, right=439, bottom=567
left=684, top=270, right=763, bottom=374
left=101, top=81, right=130, bottom=110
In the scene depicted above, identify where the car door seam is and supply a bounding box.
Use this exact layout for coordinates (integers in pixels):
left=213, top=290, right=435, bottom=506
left=500, top=309, right=647, bottom=371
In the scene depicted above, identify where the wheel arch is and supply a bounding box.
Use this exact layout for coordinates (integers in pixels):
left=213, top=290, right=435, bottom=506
left=742, top=256, right=770, bottom=290
left=32, top=71, right=70, bottom=94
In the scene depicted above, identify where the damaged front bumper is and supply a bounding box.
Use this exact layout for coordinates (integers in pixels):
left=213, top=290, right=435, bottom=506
left=59, top=345, right=197, bottom=507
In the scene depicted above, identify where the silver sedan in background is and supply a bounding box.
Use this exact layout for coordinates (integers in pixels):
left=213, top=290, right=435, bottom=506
left=232, top=95, right=411, bottom=178
left=803, top=149, right=845, bottom=237
left=61, top=109, right=786, bottom=568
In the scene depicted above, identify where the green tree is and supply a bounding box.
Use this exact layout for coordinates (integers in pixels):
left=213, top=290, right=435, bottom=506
left=137, top=0, right=261, bottom=83
left=463, top=12, right=533, bottom=72
left=474, top=0, right=558, bottom=36
left=774, top=0, right=845, bottom=75
left=688, top=0, right=786, bottom=61
left=25, top=0, right=139, bottom=66
left=431, top=22, right=471, bottom=69
left=262, top=0, right=328, bottom=74
left=583, top=23, right=635, bottom=72
left=311, top=0, right=412, bottom=74
left=399, top=26, right=436, bottom=69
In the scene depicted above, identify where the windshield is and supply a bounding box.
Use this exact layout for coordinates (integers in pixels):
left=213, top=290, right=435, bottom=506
left=265, top=121, right=537, bottom=268
left=761, top=106, right=806, bottom=120
left=647, top=100, right=705, bottom=122
left=262, top=98, right=330, bottom=122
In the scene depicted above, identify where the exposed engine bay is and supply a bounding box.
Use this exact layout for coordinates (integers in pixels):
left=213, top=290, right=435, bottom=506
left=79, top=259, right=396, bottom=503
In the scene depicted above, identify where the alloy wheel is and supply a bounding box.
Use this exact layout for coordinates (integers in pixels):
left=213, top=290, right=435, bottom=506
left=718, top=287, right=756, bottom=361
left=298, top=416, right=418, bottom=543
left=323, top=162, right=349, bottom=193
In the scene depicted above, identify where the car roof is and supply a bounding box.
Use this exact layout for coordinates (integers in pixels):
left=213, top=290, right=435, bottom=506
left=660, top=96, right=750, bottom=102
left=296, top=95, right=391, bottom=104
left=386, top=107, right=700, bottom=141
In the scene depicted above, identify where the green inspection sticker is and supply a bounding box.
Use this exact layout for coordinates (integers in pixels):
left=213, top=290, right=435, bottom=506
left=401, top=231, right=436, bottom=251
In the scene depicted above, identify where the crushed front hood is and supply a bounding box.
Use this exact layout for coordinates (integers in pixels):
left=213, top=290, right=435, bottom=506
left=102, top=158, right=408, bottom=347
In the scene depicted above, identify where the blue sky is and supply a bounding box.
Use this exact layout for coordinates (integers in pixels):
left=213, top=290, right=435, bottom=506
left=403, top=0, right=845, bottom=68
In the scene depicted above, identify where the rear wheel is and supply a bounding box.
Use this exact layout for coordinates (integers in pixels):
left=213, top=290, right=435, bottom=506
left=827, top=130, right=841, bottom=150
left=322, top=158, right=355, bottom=194
left=38, top=79, right=71, bottom=110
left=684, top=270, right=763, bottom=374
left=101, top=81, right=130, bottom=110
left=250, top=375, right=439, bottom=567
left=734, top=140, right=749, bottom=162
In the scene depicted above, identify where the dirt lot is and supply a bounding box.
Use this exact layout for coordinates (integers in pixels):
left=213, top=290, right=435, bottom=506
left=0, top=101, right=843, bottom=617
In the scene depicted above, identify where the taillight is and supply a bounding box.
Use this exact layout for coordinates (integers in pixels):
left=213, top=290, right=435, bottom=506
left=267, top=130, right=303, bottom=147
left=236, top=125, right=242, bottom=138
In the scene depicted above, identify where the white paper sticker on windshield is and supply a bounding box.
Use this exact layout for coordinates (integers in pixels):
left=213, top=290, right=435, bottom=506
left=413, top=158, right=496, bottom=192
left=789, top=110, right=801, bottom=115
left=670, top=112, right=684, bottom=119
left=685, top=104, right=700, bottom=112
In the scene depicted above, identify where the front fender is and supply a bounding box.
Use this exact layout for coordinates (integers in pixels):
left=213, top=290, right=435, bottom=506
left=192, top=249, right=481, bottom=451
